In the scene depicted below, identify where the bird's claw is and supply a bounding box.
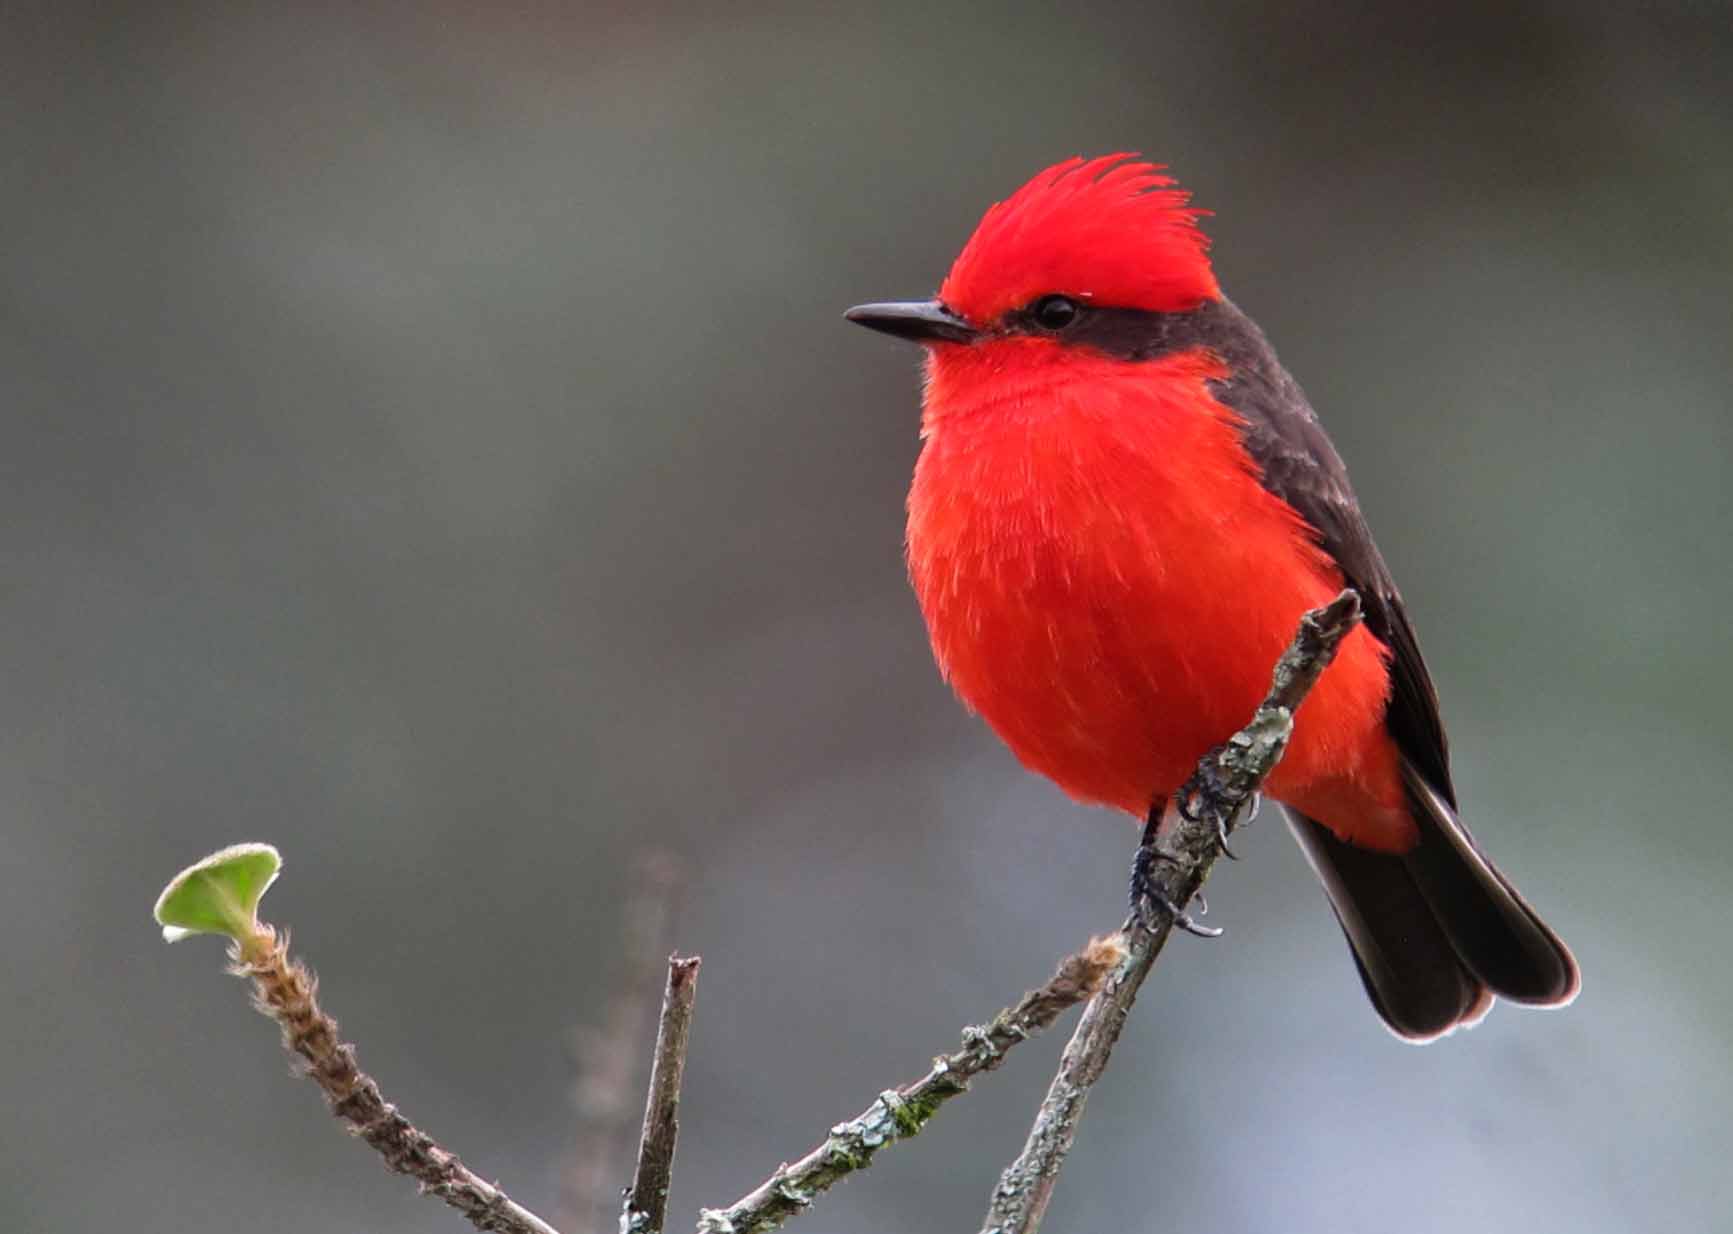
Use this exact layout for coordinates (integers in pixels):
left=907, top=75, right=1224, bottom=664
left=1215, top=814, right=1239, bottom=860
left=1149, top=885, right=1224, bottom=938
left=1176, top=749, right=1230, bottom=824
left=1127, top=841, right=1224, bottom=939
left=1179, top=749, right=1258, bottom=860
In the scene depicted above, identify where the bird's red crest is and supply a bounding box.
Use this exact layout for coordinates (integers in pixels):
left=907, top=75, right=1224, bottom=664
left=938, top=154, right=1219, bottom=325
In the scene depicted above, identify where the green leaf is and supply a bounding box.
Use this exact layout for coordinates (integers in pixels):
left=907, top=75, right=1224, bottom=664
left=153, top=843, right=282, bottom=943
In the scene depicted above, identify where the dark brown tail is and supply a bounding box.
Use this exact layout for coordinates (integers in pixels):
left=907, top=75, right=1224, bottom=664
left=1285, top=762, right=1580, bottom=1042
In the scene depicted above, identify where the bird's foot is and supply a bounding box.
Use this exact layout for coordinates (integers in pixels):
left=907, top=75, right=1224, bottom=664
left=1175, top=749, right=1230, bottom=823
left=1176, top=751, right=1252, bottom=859
left=1127, top=831, right=1223, bottom=939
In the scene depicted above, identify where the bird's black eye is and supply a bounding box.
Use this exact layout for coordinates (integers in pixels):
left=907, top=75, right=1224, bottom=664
left=1030, top=295, right=1081, bottom=332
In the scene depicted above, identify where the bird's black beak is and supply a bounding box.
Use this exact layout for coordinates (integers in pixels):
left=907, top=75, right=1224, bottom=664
left=844, top=299, right=980, bottom=345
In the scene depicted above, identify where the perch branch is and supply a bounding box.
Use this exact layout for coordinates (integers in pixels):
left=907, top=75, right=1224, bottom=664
left=561, top=850, right=682, bottom=1234
left=693, top=935, right=1128, bottom=1234
left=175, top=590, right=1358, bottom=1234
left=979, top=588, right=1363, bottom=1234
left=622, top=954, right=702, bottom=1234
left=232, top=927, right=563, bottom=1234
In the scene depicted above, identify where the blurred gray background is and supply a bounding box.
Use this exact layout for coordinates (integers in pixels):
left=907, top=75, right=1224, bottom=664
left=5, top=3, right=1731, bottom=1232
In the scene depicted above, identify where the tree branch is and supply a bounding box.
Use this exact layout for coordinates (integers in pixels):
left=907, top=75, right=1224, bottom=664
left=561, top=851, right=682, bottom=1234
left=979, top=589, right=1363, bottom=1234
left=232, top=927, right=564, bottom=1234
left=161, top=591, right=1361, bottom=1234
left=622, top=954, right=702, bottom=1234
left=693, top=936, right=1127, bottom=1234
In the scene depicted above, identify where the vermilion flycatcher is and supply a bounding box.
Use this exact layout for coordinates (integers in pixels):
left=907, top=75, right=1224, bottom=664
left=846, top=155, right=1578, bottom=1041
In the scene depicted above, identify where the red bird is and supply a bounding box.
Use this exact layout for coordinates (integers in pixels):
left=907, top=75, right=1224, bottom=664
left=847, top=155, right=1578, bottom=1041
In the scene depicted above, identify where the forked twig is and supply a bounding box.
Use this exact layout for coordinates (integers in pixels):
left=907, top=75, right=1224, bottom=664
left=693, top=937, right=1127, bottom=1234
left=160, top=593, right=1361, bottom=1234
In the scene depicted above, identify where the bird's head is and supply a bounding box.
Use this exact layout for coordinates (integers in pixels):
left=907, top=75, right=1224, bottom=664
left=846, top=155, right=1219, bottom=353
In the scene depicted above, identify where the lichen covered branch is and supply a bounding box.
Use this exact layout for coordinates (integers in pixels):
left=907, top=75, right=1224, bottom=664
left=979, top=589, right=1363, bottom=1234
left=164, top=592, right=1361, bottom=1234
left=693, top=935, right=1127, bottom=1234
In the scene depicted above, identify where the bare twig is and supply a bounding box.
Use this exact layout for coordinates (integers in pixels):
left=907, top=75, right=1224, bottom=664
left=622, top=955, right=702, bottom=1234
left=232, top=926, right=564, bottom=1234
left=177, top=593, right=1359, bottom=1234
left=562, top=851, right=682, bottom=1234
left=693, top=936, right=1127, bottom=1234
left=979, top=589, right=1364, bottom=1234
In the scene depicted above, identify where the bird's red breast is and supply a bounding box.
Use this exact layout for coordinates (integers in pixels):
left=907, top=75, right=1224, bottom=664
left=909, top=335, right=1415, bottom=852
